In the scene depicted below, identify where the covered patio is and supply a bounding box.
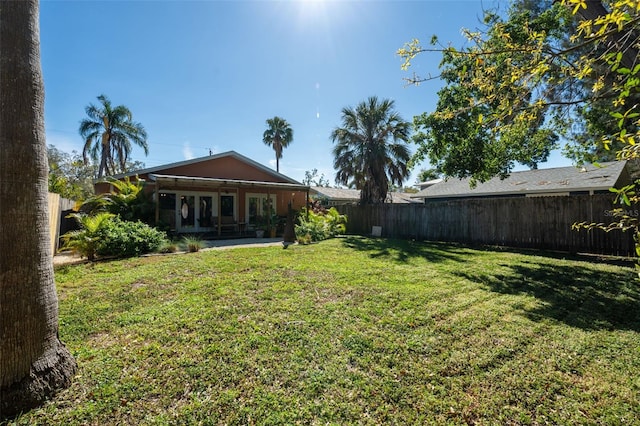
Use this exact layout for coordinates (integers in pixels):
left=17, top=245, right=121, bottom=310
left=149, top=173, right=310, bottom=237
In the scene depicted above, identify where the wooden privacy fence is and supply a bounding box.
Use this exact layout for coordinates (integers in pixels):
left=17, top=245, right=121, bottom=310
left=336, top=194, right=636, bottom=257
left=48, top=193, right=76, bottom=254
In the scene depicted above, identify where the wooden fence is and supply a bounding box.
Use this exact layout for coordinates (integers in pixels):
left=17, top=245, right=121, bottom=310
left=336, top=194, right=636, bottom=257
left=48, top=193, right=76, bottom=254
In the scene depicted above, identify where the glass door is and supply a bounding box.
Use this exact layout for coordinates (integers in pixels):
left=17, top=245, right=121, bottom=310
left=179, top=195, right=195, bottom=230
left=199, top=196, right=214, bottom=228
left=220, top=194, right=235, bottom=219
left=176, top=192, right=218, bottom=232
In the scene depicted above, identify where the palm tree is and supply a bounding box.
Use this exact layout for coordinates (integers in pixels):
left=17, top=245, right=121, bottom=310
left=263, top=116, right=293, bottom=173
left=79, top=94, right=149, bottom=178
left=0, top=0, right=76, bottom=416
left=331, top=97, right=411, bottom=204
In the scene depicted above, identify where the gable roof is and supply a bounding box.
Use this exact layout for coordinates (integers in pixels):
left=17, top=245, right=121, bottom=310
left=106, top=150, right=302, bottom=185
left=413, top=161, right=629, bottom=200
left=311, top=187, right=360, bottom=202
left=311, top=186, right=422, bottom=204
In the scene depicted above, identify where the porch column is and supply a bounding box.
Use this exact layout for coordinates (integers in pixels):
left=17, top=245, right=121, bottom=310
left=155, top=181, right=160, bottom=225
left=267, top=188, right=272, bottom=230
left=217, top=191, right=222, bottom=237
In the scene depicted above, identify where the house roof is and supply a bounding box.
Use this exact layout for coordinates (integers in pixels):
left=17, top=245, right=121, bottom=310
left=105, top=150, right=302, bottom=185
left=310, top=186, right=422, bottom=204
left=149, top=174, right=309, bottom=192
left=412, top=161, right=629, bottom=200
left=310, top=187, right=360, bottom=201
left=415, top=178, right=443, bottom=190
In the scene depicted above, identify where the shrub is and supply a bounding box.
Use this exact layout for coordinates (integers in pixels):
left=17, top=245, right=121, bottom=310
left=157, top=240, right=179, bottom=254
left=181, top=235, right=205, bottom=252
left=295, top=207, right=347, bottom=243
left=61, top=212, right=115, bottom=261
left=79, top=176, right=153, bottom=222
left=96, top=217, right=167, bottom=258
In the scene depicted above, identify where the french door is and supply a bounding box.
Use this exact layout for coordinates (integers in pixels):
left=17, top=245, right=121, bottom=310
left=167, top=192, right=219, bottom=232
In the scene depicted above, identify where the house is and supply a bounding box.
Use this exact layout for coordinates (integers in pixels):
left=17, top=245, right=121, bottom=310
left=95, top=151, right=310, bottom=235
left=415, top=178, right=443, bottom=191
left=412, top=161, right=631, bottom=202
left=310, top=186, right=422, bottom=206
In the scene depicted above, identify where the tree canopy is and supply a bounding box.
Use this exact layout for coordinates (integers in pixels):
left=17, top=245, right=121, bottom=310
left=79, top=94, right=149, bottom=178
left=263, top=116, right=294, bottom=173
left=399, top=0, right=639, bottom=183
left=47, top=145, right=97, bottom=200
left=331, top=96, right=412, bottom=204
left=400, top=0, right=640, bottom=273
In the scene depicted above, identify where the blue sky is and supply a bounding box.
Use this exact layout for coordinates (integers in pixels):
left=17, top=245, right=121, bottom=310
left=40, top=0, right=572, bottom=186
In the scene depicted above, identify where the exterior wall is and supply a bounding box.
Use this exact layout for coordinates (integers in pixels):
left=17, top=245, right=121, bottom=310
left=94, top=181, right=112, bottom=194
left=154, top=186, right=307, bottom=234
left=93, top=154, right=308, bottom=235
left=157, top=156, right=286, bottom=182
left=150, top=184, right=306, bottom=219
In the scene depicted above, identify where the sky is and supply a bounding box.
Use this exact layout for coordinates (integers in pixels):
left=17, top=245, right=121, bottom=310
left=40, top=0, right=572, bottom=186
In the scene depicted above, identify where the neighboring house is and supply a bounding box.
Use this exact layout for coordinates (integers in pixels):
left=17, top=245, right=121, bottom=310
left=415, top=178, right=443, bottom=191
left=412, top=161, right=631, bottom=202
left=95, top=151, right=309, bottom=235
left=310, top=186, right=422, bottom=205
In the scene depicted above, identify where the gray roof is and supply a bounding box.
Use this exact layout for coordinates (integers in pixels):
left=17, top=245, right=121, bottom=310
left=311, top=187, right=422, bottom=204
left=413, top=161, right=629, bottom=200
left=310, top=187, right=360, bottom=201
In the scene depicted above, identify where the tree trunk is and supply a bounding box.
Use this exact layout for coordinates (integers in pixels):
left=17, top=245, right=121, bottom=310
left=0, top=0, right=77, bottom=419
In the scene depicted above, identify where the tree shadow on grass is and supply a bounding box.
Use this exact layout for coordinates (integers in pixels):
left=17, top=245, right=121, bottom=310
left=457, top=260, right=640, bottom=331
left=340, top=235, right=471, bottom=264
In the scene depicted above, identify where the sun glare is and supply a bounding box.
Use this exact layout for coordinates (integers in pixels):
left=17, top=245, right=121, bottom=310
left=294, top=0, right=353, bottom=30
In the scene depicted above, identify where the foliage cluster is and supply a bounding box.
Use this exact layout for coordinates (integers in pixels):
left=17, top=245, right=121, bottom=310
left=80, top=94, right=148, bottom=178
left=302, top=168, right=331, bottom=187
left=80, top=176, right=153, bottom=223
left=399, top=0, right=640, bottom=274
left=62, top=213, right=166, bottom=260
left=181, top=235, right=205, bottom=253
left=295, top=206, right=347, bottom=244
left=61, top=212, right=114, bottom=261
left=263, top=116, right=293, bottom=173
left=62, top=177, right=165, bottom=260
left=331, top=96, right=412, bottom=204
left=47, top=145, right=96, bottom=200
left=95, top=216, right=166, bottom=258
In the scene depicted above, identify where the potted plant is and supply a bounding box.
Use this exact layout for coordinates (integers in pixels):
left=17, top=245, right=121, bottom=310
left=267, top=213, right=279, bottom=238
left=254, top=215, right=266, bottom=238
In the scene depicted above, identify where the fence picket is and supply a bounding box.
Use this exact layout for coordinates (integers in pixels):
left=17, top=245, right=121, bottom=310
left=336, top=194, right=634, bottom=256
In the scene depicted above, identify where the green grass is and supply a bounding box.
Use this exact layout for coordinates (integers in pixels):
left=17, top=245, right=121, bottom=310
left=6, top=236, right=640, bottom=425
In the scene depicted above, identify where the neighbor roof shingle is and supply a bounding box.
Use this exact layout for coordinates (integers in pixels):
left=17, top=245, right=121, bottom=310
left=413, top=161, right=628, bottom=200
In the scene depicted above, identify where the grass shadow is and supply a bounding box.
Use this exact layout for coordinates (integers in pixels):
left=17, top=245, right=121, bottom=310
left=340, top=235, right=471, bottom=264
left=457, top=260, right=640, bottom=331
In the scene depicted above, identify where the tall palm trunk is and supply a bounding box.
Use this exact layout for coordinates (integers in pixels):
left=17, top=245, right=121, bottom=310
left=0, top=0, right=76, bottom=418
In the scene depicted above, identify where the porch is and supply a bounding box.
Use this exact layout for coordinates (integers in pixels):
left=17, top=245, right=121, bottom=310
left=148, top=174, right=309, bottom=237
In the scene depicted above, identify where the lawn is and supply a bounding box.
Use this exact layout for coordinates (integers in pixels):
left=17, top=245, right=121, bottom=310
left=6, top=236, right=640, bottom=425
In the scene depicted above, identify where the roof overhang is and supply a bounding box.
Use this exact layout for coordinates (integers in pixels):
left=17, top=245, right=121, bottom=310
left=149, top=174, right=310, bottom=192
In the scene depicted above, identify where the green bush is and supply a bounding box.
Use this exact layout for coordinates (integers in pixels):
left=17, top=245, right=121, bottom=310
left=295, top=207, right=347, bottom=244
left=157, top=240, right=179, bottom=254
left=181, top=235, right=205, bottom=253
left=61, top=212, right=115, bottom=261
left=96, top=217, right=167, bottom=258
